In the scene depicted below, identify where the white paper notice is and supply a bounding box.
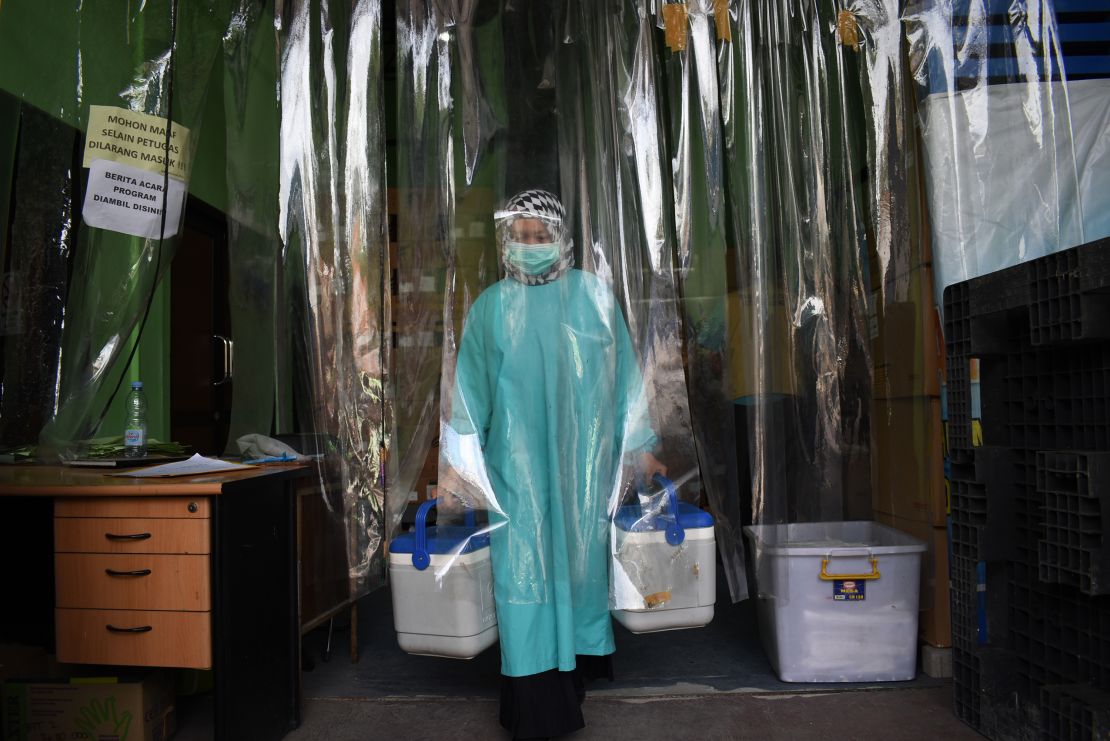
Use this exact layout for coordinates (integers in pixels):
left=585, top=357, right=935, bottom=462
left=112, top=453, right=256, bottom=478
left=82, top=159, right=186, bottom=239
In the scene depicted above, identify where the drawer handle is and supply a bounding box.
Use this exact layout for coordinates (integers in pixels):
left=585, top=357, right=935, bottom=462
left=105, top=568, right=152, bottom=577
left=105, top=532, right=152, bottom=541
left=106, top=624, right=153, bottom=634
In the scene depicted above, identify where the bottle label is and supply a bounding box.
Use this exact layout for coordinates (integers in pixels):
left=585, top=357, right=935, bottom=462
left=124, top=429, right=145, bottom=447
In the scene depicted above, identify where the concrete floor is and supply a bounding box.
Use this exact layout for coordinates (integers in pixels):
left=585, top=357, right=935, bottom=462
left=269, top=580, right=985, bottom=741
left=288, top=686, right=980, bottom=740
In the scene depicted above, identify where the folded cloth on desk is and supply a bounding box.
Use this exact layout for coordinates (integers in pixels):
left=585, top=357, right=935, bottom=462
left=236, top=433, right=310, bottom=462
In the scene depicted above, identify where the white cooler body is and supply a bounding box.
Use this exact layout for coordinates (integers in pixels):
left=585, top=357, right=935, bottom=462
left=743, top=521, right=927, bottom=682
left=389, top=548, right=499, bottom=659
left=611, top=523, right=716, bottom=633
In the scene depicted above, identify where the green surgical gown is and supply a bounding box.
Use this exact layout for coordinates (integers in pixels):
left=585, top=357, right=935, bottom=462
left=451, top=268, right=655, bottom=677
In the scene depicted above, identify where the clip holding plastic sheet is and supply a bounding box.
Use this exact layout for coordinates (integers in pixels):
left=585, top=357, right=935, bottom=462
left=837, top=10, right=860, bottom=51
left=713, top=0, right=731, bottom=43
left=662, top=3, right=689, bottom=52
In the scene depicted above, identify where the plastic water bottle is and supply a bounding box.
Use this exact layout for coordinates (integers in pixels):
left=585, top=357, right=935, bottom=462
left=123, top=381, right=148, bottom=458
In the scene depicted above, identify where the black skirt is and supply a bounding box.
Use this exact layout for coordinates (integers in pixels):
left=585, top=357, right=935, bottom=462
left=499, top=654, right=614, bottom=740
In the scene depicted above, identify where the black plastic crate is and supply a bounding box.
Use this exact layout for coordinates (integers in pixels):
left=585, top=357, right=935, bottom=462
left=1038, top=452, right=1110, bottom=596
left=950, top=553, right=982, bottom=651
left=944, top=238, right=1110, bottom=740
left=1041, top=684, right=1110, bottom=741
left=1030, top=244, right=1110, bottom=346
left=954, top=646, right=982, bottom=729
left=946, top=279, right=973, bottom=453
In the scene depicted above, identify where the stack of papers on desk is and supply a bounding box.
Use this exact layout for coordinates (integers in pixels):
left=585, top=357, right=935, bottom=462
left=111, top=453, right=255, bottom=478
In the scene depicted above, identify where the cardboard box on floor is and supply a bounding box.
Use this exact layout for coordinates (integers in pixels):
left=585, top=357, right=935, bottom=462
left=2, top=672, right=174, bottom=741
left=0, top=646, right=53, bottom=685
left=871, top=396, right=947, bottom=527
left=875, top=513, right=952, bottom=648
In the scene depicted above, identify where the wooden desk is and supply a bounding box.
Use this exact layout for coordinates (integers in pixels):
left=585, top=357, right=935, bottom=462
left=0, top=463, right=308, bottom=741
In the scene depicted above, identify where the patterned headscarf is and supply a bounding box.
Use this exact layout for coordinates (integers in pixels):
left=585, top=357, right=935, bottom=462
left=495, top=189, right=574, bottom=286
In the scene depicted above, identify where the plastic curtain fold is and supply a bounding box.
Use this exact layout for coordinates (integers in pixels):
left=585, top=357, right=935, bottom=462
left=659, top=0, right=749, bottom=599
left=390, top=0, right=724, bottom=673
left=553, top=0, right=707, bottom=609
left=718, top=0, right=875, bottom=597
left=276, top=0, right=391, bottom=593
left=0, top=0, right=227, bottom=454
left=391, top=0, right=458, bottom=538
left=221, top=1, right=283, bottom=450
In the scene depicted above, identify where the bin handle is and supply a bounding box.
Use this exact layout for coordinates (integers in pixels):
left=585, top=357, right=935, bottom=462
left=652, top=474, right=684, bottom=546
left=412, top=497, right=477, bottom=571
left=412, top=499, right=436, bottom=571
left=819, top=550, right=881, bottom=581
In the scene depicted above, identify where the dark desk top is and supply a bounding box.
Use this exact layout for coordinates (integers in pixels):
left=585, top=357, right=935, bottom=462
left=0, top=462, right=309, bottom=497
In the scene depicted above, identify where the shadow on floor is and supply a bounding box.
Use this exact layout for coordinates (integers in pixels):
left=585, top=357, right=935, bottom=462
left=300, top=572, right=945, bottom=701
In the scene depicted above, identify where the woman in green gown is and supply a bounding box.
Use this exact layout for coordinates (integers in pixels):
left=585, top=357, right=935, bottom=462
left=445, top=190, right=666, bottom=739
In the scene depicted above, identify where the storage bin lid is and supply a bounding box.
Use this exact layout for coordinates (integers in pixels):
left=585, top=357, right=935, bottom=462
left=614, top=501, right=714, bottom=533
left=389, top=525, right=490, bottom=556
left=742, top=521, right=926, bottom=555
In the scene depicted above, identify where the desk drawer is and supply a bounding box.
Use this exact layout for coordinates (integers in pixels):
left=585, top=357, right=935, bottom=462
left=55, top=517, right=210, bottom=554
left=56, top=553, right=210, bottom=610
left=56, top=608, right=212, bottom=669
left=55, top=496, right=210, bottom=519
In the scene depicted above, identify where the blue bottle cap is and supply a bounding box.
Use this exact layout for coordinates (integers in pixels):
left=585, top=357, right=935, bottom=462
left=131, top=381, right=143, bottom=389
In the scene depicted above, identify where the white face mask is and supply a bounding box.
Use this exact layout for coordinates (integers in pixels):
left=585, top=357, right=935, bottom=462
left=505, top=241, right=560, bottom=274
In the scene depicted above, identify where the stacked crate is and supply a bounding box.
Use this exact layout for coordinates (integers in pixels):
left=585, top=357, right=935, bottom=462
left=944, top=237, right=1110, bottom=739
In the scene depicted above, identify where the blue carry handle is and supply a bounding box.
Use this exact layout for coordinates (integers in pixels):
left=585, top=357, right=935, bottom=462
left=653, top=474, right=685, bottom=546
left=412, top=497, right=477, bottom=571
left=412, top=499, right=436, bottom=570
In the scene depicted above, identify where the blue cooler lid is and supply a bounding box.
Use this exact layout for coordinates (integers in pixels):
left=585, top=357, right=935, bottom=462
left=389, top=525, right=490, bottom=556
left=614, top=501, right=714, bottom=533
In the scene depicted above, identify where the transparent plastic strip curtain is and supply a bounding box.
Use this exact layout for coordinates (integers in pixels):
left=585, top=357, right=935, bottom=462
left=391, top=0, right=457, bottom=534
left=554, top=0, right=708, bottom=606
left=277, top=0, right=391, bottom=594
left=406, top=0, right=728, bottom=630
left=902, top=0, right=1109, bottom=308
left=659, top=0, right=750, bottom=599
left=221, top=2, right=283, bottom=450
left=718, top=0, right=873, bottom=583
left=556, top=0, right=704, bottom=502
left=0, top=0, right=226, bottom=454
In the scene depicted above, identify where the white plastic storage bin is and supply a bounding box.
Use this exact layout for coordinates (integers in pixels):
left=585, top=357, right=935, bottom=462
left=611, top=475, right=716, bottom=633
left=742, top=521, right=927, bottom=682
left=388, top=500, right=498, bottom=658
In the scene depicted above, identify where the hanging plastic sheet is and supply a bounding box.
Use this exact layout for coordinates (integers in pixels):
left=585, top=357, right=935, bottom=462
left=548, top=0, right=706, bottom=620
left=391, top=0, right=724, bottom=679
left=718, top=0, right=874, bottom=596
left=658, top=0, right=749, bottom=600
left=221, top=2, right=283, bottom=450
left=276, top=0, right=391, bottom=593
left=391, top=0, right=460, bottom=533
left=903, top=0, right=1110, bottom=309
left=0, top=0, right=228, bottom=454
left=836, top=1, right=950, bottom=646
